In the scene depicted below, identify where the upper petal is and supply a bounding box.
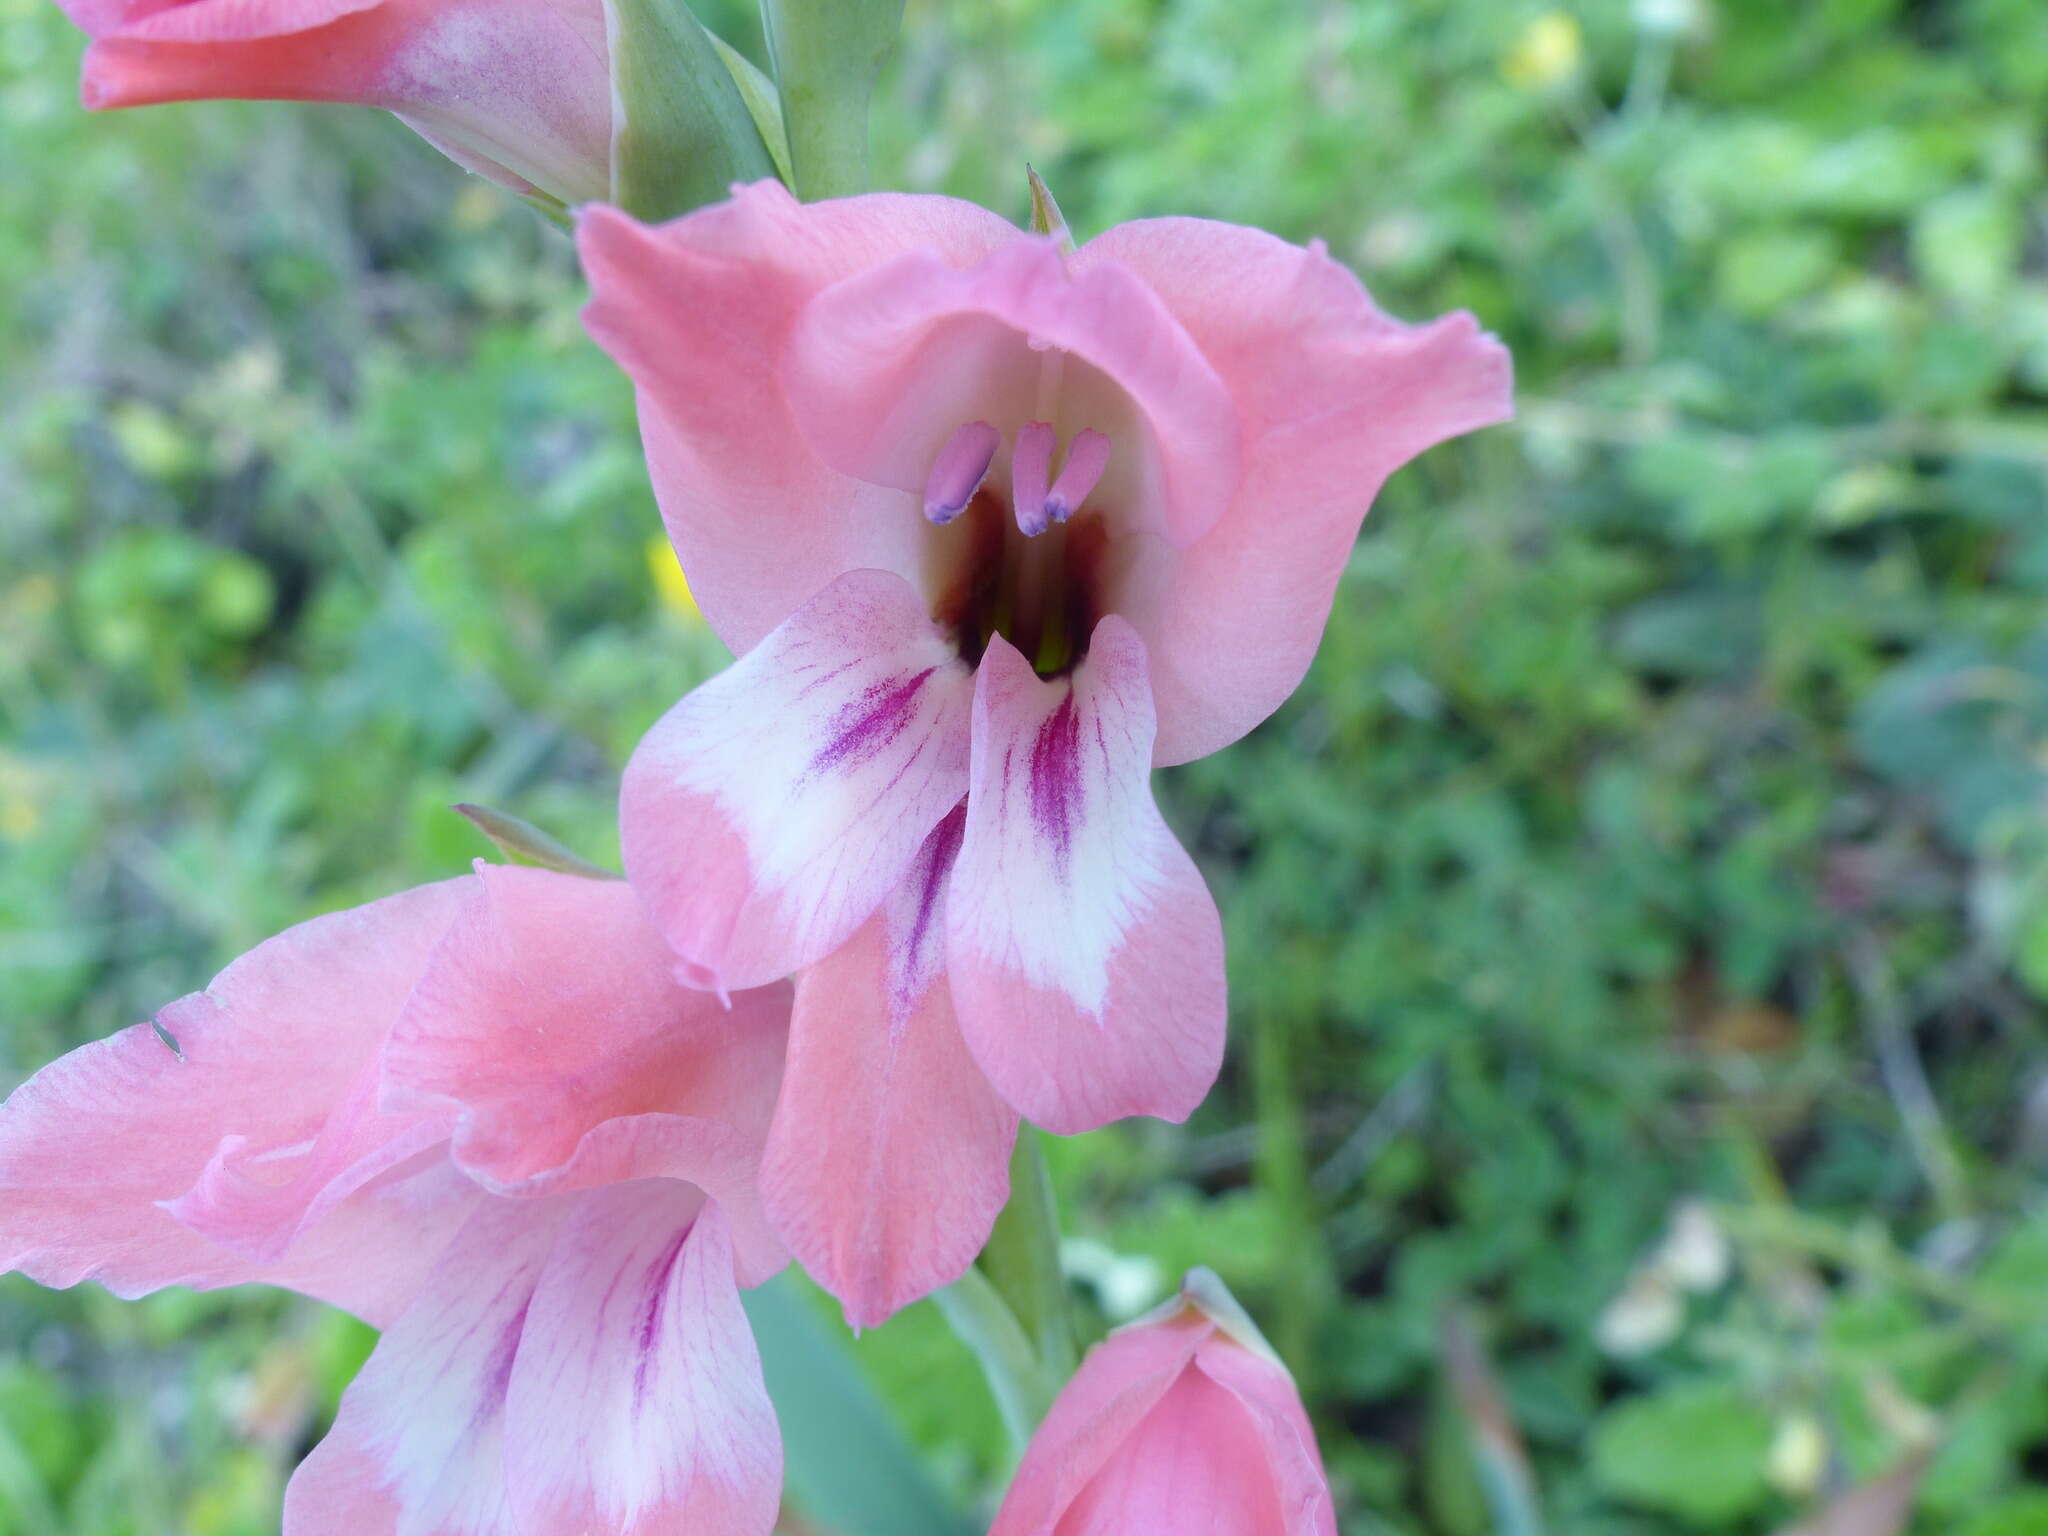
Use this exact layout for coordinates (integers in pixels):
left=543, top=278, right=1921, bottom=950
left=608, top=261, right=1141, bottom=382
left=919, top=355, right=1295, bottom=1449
left=621, top=567, right=975, bottom=996
left=947, top=620, right=1226, bottom=1133
left=0, top=880, right=477, bottom=1324
left=781, top=239, right=1240, bottom=547
left=1075, top=218, right=1513, bottom=765
left=761, top=810, right=1020, bottom=1328
left=502, top=1193, right=781, bottom=1536
left=577, top=186, right=1020, bottom=653
left=988, top=1317, right=1212, bottom=1536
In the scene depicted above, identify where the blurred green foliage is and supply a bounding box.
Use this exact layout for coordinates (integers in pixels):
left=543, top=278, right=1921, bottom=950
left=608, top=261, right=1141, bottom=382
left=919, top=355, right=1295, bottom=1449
left=4, top=0, right=2048, bottom=1530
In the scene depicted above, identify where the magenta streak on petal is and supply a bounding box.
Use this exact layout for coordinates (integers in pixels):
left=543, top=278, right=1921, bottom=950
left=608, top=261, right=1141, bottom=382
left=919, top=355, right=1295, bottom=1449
left=809, top=668, right=937, bottom=777
left=633, top=1222, right=693, bottom=1407
left=890, top=809, right=966, bottom=1029
left=923, top=421, right=1000, bottom=525
left=1012, top=421, right=1056, bottom=537
left=477, top=1298, right=532, bottom=1428
left=1027, top=693, right=1082, bottom=881
left=1044, top=428, right=1110, bottom=524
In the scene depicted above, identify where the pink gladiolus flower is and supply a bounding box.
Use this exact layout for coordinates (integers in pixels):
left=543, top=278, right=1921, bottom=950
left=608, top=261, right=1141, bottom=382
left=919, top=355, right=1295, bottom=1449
left=51, top=0, right=612, bottom=206
left=0, top=863, right=791, bottom=1535
left=579, top=181, right=1512, bottom=1325
left=990, top=1269, right=1337, bottom=1536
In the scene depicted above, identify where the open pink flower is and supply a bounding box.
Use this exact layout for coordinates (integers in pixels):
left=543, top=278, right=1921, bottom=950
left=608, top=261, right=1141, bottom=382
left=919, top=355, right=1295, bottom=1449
left=0, top=863, right=791, bottom=1535
left=51, top=0, right=612, bottom=205
left=580, top=181, right=1511, bottom=1324
left=989, top=1269, right=1336, bottom=1536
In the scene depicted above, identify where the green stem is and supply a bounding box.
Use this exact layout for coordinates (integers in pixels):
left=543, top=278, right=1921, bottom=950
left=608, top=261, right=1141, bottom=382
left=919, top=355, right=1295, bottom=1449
left=940, top=1129, right=1078, bottom=1452
left=1252, top=1001, right=1334, bottom=1381
left=982, top=1129, right=1077, bottom=1380
left=932, top=1268, right=1053, bottom=1454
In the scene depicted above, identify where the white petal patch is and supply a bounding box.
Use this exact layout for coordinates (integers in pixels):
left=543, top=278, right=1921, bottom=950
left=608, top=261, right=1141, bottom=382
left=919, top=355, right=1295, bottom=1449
left=623, top=567, right=974, bottom=990
left=504, top=1189, right=781, bottom=1533
left=949, top=622, right=1176, bottom=1017
left=944, top=618, right=1226, bottom=1133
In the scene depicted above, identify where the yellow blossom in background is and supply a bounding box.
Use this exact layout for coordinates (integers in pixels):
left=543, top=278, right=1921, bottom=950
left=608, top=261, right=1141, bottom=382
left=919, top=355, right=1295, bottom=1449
left=1504, top=11, right=1583, bottom=91
left=646, top=534, right=703, bottom=623
left=0, top=753, right=44, bottom=841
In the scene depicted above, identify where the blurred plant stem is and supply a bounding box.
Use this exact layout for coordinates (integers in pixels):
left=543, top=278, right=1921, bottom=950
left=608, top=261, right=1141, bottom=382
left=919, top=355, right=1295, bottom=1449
left=1440, top=1308, right=1548, bottom=1536
left=941, top=1130, right=1077, bottom=1454
left=1716, top=1204, right=2016, bottom=1330
left=1254, top=1000, right=1337, bottom=1380
left=1842, top=931, right=1972, bottom=1225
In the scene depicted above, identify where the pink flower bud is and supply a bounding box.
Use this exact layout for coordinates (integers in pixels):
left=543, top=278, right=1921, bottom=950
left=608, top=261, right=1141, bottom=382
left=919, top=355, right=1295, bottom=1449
left=53, top=0, right=614, bottom=206
left=991, top=1269, right=1338, bottom=1535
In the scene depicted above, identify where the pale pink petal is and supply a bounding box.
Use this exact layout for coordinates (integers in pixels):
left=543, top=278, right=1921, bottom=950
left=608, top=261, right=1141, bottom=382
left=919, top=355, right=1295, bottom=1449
left=1075, top=218, right=1513, bottom=765
left=491, top=1115, right=788, bottom=1288
left=164, top=1065, right=452, bottom=1266
left=282, top=1195, right=568, bottom=1536
left=577, top=186, right=1020, bottom=653
left=285, top=1188, right=775, bottom=1536
left=0, top=881, right=477, bottom=1324
left=503, top=1194, right=781, bottom=1536
left=987, top=1318, right=1212, bottom=1536
left=1193, top=1339, right=1339, bottom=1536
left=621, top=568, right=974, bottom=995
left=79, top=0, right=612, bottom=205
left=761, top=810, right=1019, bottom=1327
left=946, top=620, right=1225, bottom=1134
left=782, top=239, right=1240, bottom=547
left=382, top=866, right=787, bottom=1185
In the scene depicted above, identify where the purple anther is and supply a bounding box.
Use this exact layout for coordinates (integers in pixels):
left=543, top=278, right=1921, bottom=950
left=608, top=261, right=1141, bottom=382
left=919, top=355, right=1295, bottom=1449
left=923, top=420, right=1000, bottom=525
left=1043, top=428, right=1110, bottom=524
left=1011, top=421, right=1056, bottom=537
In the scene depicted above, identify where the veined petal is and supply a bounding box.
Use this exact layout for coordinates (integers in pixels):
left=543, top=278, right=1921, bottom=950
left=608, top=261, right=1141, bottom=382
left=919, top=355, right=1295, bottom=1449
left=947, top=620, right=1225, bottom=1134
left=285, top=1188, right=775, bottom=1536
left=502, top=1194, right=780, bottom=1536
left=762, top=810, right=1019, bottom=1328
left=1075, top=218, right=1513, bottom=766
left=0, top=880, right=477, bottom=1325
left=622, top=568, right=974, bottom=996
left=283, top=1195, right=564, bottom=1535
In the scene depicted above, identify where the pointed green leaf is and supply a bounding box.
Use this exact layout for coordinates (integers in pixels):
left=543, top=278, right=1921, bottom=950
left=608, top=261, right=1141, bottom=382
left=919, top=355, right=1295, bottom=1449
left=1026, top=164, right=1076, bottom=256
left=760, top=0, right=904, bottom=200
left=708, top=34, right=794, bottom=187
left=452, top=804, right=618, bottom=880
left=607, top=0, right=779, bottom=222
